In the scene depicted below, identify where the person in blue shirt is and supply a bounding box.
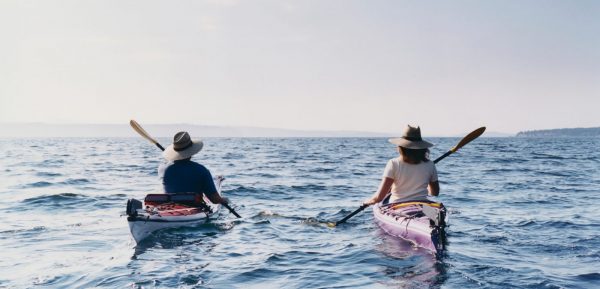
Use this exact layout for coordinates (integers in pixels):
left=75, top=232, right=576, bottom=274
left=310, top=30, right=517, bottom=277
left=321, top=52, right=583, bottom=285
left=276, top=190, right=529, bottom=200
left=158, top=131, right=228, bottom=205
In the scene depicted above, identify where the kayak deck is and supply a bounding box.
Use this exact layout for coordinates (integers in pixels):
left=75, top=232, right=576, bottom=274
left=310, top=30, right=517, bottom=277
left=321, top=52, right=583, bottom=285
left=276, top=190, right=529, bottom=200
left=126, top=176, right=224, bottom=243
left=127, top=195, right=220, bottom=243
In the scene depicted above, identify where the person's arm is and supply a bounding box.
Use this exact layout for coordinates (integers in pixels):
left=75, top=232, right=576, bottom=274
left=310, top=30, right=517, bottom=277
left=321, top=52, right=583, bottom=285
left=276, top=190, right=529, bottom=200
left=199, top=166, right=229, bottom=205
left=428, top=181, right=440, bottom=196
left=206, top=192, right=229, bottom=205
left=428, top=163, right=439, bottom=196
left=157, top=162, right=168, bottom=189
left=363, top=177, right=394, bottom=205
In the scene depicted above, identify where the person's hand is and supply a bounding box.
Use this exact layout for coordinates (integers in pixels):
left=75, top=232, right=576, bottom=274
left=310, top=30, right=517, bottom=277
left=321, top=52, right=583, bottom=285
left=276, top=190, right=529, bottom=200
left=363, top=198, right=377, bottom=206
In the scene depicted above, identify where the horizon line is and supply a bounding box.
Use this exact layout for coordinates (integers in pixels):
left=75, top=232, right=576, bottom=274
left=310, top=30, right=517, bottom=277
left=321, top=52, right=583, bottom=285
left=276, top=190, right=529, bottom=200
left=0, top=122, right=515, bottom=137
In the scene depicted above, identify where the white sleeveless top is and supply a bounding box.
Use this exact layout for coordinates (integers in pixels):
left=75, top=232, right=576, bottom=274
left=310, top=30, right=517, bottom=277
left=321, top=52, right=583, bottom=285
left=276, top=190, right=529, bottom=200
left=382, top=158, right=438, bottom=203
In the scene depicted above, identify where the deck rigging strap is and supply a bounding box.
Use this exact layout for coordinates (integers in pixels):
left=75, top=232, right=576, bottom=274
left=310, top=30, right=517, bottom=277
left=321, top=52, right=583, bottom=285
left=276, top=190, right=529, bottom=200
left=389, top=201, right=442, bottom=210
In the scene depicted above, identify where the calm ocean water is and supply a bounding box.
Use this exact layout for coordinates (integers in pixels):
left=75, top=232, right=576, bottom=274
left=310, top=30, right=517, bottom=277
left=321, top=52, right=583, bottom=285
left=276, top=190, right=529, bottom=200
left=0, top=137, right=598, bottom=289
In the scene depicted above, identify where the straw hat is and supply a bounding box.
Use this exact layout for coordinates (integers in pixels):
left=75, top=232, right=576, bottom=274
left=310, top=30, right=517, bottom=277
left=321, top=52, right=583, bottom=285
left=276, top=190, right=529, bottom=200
left=163, top=131, right=204, bottom=161
left=388, top=125, right=434, bottom=149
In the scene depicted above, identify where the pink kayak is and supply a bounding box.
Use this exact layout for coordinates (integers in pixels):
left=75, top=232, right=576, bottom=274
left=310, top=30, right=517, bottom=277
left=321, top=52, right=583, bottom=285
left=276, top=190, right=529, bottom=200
left=373, top=198, right=447, bottom=255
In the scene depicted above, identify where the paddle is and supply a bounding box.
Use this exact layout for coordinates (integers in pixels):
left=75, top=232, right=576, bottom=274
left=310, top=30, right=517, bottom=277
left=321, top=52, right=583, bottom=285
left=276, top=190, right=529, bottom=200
left=129, top=119, right=242, bottom=218
left=130, top=120, right=165, bottom=151
left=432, top=127, right=486, bottom=164
left=327, top=126, right=486, bottom=227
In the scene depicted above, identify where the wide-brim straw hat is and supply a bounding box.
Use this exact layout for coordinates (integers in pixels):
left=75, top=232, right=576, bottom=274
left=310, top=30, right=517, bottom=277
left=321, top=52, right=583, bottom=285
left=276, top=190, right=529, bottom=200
left=388, top=125, right=434, bottom=149
left=163, top=131, right=204, bottom=161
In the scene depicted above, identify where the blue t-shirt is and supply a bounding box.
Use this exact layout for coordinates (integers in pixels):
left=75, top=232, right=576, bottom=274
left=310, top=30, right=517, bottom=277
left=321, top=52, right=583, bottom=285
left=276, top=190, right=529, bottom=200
left=158, top=159, right=218, bottom=197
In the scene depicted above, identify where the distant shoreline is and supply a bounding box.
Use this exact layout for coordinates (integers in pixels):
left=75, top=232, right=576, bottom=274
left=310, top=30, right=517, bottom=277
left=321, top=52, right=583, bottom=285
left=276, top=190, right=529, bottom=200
left=516, top=127, right=600, bottom=137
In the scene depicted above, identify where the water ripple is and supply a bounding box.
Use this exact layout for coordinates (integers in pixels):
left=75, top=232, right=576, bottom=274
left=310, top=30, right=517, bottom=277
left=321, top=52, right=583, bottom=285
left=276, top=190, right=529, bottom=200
left=0, top=137, right=598, bottom=288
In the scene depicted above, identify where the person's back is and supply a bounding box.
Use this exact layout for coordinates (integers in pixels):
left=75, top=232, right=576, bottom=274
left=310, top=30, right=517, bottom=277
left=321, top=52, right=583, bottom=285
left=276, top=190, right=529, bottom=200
left=385, top=157, right=437, bottom=202
left=159, top=159, right=217, bottom=195
left=364, top=125, right=440, bottom=205
left=158, top=131, right=227, bottom=205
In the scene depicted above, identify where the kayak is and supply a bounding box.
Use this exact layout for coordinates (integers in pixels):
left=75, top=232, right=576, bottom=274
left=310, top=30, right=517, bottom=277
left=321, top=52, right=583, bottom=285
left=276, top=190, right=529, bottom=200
left=126, top=176, right=224, bottom=243
left=373, top=197, right=447, bottom=255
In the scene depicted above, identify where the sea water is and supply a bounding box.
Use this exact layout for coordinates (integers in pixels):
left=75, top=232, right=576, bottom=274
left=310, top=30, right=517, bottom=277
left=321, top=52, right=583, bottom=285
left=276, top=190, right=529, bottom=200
left=0, top=137, right=598, bottom=288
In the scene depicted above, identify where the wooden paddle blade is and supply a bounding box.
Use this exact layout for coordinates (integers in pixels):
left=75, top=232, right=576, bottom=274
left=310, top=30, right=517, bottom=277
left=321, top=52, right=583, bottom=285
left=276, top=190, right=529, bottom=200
left=130, top=120, right=158, bottom=144
left=451, top=126, right=486, bottom=152
left=215, top=175, right=240, bottom=218
left=130, top=120, right=165, bottom=151
left=215, top=175, right=225, bottom=193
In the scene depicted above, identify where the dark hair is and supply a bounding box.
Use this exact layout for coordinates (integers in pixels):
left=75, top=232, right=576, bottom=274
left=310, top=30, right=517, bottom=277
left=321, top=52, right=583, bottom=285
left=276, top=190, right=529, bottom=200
left=399, top=147, right=430, bottom=163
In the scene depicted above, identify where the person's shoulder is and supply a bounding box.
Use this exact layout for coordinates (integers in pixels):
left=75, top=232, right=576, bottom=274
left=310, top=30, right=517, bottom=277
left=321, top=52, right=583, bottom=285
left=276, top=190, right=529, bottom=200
left=422, top=159, right=436, bottom=168
left=160, top=161, right=175, bottom=170
left=187, top=160, right=203, bottom=167
left=388, top=157, right=402, bottom=168
left=159, top=161, right=172, bottom=168
left=189, top=161, right=211, bottom=172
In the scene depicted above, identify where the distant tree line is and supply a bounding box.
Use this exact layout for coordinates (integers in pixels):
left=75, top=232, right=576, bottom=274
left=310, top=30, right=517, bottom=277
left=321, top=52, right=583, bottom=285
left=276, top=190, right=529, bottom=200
left=516, top=127, right=600, bottom=137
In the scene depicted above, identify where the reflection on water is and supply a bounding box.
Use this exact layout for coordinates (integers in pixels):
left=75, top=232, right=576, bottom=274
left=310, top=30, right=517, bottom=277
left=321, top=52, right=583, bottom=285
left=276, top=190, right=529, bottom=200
left=373, top=230, right=447, bottom=289
left=131, top=223, right=223, bottom=259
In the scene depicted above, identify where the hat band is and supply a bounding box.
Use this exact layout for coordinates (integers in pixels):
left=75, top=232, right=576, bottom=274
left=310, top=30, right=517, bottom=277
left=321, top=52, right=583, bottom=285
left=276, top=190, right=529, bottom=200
left=402, top=136, right=422, bottom=141
left=174, top=141, right=193, bottom=152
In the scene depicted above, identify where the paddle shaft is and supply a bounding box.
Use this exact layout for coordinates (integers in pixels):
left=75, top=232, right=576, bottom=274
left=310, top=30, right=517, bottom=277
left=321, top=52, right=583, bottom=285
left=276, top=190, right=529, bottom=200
left=129, top=120, right=241, bottom=218
left=334, top=204, right=368, bottom=226
left=223, top=203, right=241, bottom=218
left=433, top=151, right=451, bottom=164
left=332, top=126, right=486, bottom=226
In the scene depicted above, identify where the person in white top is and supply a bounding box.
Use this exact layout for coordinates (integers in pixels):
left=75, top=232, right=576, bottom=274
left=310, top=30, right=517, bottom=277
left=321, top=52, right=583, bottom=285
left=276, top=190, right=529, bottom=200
left=364, top=125, right=440, bottom=205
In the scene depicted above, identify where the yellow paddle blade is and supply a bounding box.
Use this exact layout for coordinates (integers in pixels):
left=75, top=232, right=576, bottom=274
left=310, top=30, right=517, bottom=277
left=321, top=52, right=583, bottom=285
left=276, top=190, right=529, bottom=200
left=451, top=126, right=486, bottom=152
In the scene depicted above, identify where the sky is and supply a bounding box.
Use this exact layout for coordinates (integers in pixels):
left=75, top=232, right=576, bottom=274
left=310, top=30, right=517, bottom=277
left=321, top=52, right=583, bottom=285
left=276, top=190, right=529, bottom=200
left=1, top=0, right=599, bottom=136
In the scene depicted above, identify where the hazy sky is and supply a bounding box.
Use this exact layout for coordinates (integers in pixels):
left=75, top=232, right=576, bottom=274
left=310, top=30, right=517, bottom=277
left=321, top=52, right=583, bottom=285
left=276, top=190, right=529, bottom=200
left=1, top=0, right=599, bottom=135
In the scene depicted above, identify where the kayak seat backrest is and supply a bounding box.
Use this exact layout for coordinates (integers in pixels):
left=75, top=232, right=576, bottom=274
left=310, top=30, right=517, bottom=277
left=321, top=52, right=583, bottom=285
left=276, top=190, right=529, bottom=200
left=145, top=194, right=170, bottom=203
left=144, top=193, right=205, bottom=207
left=170, top=194, right=197, bottom=203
